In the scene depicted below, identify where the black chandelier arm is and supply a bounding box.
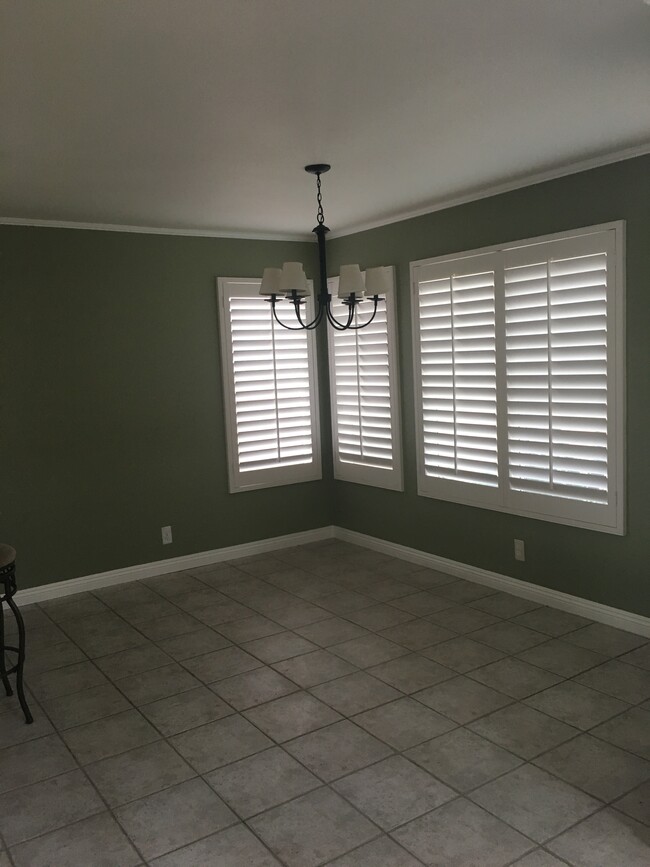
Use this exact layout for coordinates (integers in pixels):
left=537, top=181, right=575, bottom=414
left=344, top=295, right=382, bottom=330
left=324, top=300, right=356, bottom=331
left=293, top=296, right=326, bottom=330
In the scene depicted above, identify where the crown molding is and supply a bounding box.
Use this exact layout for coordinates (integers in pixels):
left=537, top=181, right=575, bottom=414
left=2, top=143, right=648, bottom=243
left=328, top=143, right=650, bottom=239
left=0, top=217, right=313, bottom=244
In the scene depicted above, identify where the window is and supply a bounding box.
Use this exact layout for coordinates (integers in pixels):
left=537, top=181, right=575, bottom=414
left=327, top=268, right=403, bottom=490
left=411, top=223, right=625, bottom=534
left=217, top=277, right=321, bottom=492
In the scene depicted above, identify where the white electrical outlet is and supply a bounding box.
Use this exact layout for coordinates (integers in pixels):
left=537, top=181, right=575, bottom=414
left=514, top=539, right=525, bottom=561
left=161, top=525, right=173, bottom=545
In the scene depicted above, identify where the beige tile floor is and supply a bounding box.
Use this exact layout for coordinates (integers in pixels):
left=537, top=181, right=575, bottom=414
left=0, top=539, right=649, bottom=866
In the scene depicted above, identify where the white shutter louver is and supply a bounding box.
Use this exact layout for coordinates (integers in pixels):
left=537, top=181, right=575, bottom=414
left=328, top=268, right=403, bottom=490
left=217, top=278, right=321, bottom=492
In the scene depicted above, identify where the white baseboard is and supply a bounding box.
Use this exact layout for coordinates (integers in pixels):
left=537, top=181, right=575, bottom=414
left=333, top=527, right=650, bottom=639
left=16, top=522, right=649, bottom=639
left=16, top=526, right=336, bottom=605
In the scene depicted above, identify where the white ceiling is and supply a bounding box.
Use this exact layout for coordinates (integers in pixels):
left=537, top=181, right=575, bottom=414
left=1, top=0, right=649, bottom=239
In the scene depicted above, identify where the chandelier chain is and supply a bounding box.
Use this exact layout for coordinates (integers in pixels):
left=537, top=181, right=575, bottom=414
left=316, top=173, right=325, bottom=225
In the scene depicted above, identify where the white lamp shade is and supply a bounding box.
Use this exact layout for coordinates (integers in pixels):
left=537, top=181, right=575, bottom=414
left=364, top=266, right=390, bottom=296
left=259, top=267, right=283, bottom=296
left=338, top=264, right=365, bottom=298
left=280, top=262, right=309, bottom=296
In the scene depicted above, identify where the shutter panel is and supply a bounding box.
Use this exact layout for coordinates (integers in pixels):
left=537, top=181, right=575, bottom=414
left=217, top=278, right=321, bottom=492
left=328, top=268, right=403, bottom=490
left=414, top=254, right=499, bottom=493
left=504, top=234, right=610, bottom=506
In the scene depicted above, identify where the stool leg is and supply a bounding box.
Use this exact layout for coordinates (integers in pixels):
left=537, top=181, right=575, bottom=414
left=0, top=600, right=13, bottom=697
left=5, top=595, right=33, bottom=724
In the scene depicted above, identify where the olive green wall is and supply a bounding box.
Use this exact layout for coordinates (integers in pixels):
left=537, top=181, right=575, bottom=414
left=0, top=227, right=332, bottom=589
left=328, top=155, right=650, bottom=616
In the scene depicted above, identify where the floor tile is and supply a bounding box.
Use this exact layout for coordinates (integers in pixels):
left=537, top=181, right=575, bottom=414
left=548, top=808, right=650, bottom=866
left=471, top=763, right=601, bottom=842
left=470, top=591, right=541, bottom=618
left=136, top=612, right=203, bottom=641
left=518, top=638, right=607, bottom=677
left=0, top=703, right=54, bottom=750
left=171, top=714, right=272, bottom=771
left=563, top=623, right=647, bottom=657
left=149, top=822, right=282, bottom=866
left=525, top=681, right=630, bottom=729
left=414, top=675, right=512, bottom=724
left=25, top=640, right=87, bottom=675
left=574, top=659, right=650, bottom=703
left=435, top=580, right=497, bottom=604
left=249, top=787, right=376, bottom=867
left=262, top=599, right=331, bottom=629
left=620, top=642, right=650, bottom=671
left=420, top=636, right=505, bottom=673
left=613, top=779, right=650, bottom=826
left=10, top=812, right=141, bottom=867
left=95, top=642, right=172, bottom=680
left=206, top=746, right=320, bottom=817
left=139, top=685, right=233, bottom=736
left=215, top=615, right=285, bottom=643
left=591, top=707, right=650, bottom=759
left=331, top=634, right=408, bottom=667
left=117, top=597, right=179, bottom=625
left=62, top=613, right=148, bottom=657
left=40, top=682, right=131, bottom=729
left=317, top=590, right=375, bottom=615
left=468, top=703, right=578, bottom=759
left=243, top=632, right=319, bottom=663
left=210, top=666, right=298, bottom=710
left=511, top=606, right=593, bottom=636
left=352, top=697, right=455, bottom=750
left=471, top=621, right=547, bottom=654
left=26, top=660, right=108, bottom=701
left=86, top=739, right=195, bottom=806
left=406, top=727, right=522, bottom=792
left=427, top=604, right=501, bottom=633
left=392, top=797, right=532, bottom=866
left=116, top=663, right=199, bottom=705
left=285, top=719, right=393, bottom=781
left=62, top=708, right=160, bottom=764
left=0, top=734, right=76, bottom=794
left=194, top=600, right=255, bottom=626
left=534, top=733, right=650, bottom=801
left=379, top=619, right=457, bottom=650
left=310, top=670, right=403, bottom=715
left=244, top=691, right=341, bottom=742
left=41, top=593, right=109, bottom=622
left=469, top=657, right=562, bottom=699
left=114, top=777, right=236, bottom=861
left=272, top=649, right=358, bottom=687
left=366, top=579, right=422, bottom=601
left=369, top=653, right=454, bottom=693
left=295, top=616, right=370, bottom=647
left=511, top=850, right=573, bottom=866
left=0, top=770, right=104, bottom=846
left=333, top=754, right=454, bottom=830
left=389, top=591, right=455, bottom=615
left=156, top=626, right=231, bottom=660
left=326, top=836, right=422, bottom=866
left=346, top=603, right=416, bottom=631
left=182, top=646, right=263, bottom=682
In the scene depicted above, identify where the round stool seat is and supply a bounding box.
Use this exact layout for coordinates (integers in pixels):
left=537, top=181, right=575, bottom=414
left=0, top=544, right=16, bottom=570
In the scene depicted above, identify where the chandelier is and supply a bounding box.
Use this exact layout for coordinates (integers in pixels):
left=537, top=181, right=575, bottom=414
left=259, top=164, right=389, bottom=330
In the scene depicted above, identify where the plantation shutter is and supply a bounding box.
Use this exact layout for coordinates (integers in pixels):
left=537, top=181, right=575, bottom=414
left=327, top=268, right=402, bottom=490
left=217, top=278, right=321, bottom=492
left=503, top=229, right=619, bottom=526
left=412, top=252, right=500, bottom=506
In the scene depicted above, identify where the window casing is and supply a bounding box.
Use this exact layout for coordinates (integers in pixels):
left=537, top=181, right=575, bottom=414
left=217, top=277, right=321, bottom=492
left=411, top=223, right=625, bottom=534
left=327, top=268, right=403, bottom=490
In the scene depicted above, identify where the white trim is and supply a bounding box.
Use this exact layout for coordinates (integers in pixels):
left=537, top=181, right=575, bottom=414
left=333, top=527, right=650, bottom=638
left=0, top=217, right=312, bottom=244
left=16, top=526, right=335, bottom=605
left=2, top=144, right=648, bottom=243
left=329, top=143, right=650, bottom=239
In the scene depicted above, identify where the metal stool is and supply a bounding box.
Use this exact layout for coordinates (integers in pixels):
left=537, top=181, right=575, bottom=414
left=0, top=544, right=33, bottom=724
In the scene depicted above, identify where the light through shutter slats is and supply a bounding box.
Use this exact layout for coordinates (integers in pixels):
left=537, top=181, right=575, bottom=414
left=229, top=295, right=314, bottom=472
left=417, top=267, right=498, bottom=488
left=505, top=249, right=609, bottom=505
